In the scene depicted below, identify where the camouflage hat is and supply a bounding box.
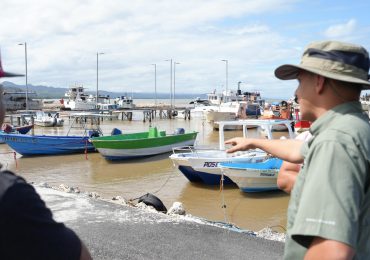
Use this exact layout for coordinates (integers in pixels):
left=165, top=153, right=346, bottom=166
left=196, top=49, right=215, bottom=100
left=275, top=40, right=370, bottom=89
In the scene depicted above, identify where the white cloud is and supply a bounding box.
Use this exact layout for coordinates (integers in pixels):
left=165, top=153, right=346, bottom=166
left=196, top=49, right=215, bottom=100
left=323, top=19, right=357, bottom=38
left=5, top=0, right=366, bottom=99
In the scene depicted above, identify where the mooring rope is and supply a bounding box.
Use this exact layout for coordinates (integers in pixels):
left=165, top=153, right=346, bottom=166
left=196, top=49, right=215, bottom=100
left=84, top=139, right=89, bottom=160
left=220, top=172, right=228, bottom=223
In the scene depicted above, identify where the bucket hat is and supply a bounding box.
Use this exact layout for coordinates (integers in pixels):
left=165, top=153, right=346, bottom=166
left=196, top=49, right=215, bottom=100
left=0, top=52, right=24, bottom=78
left=275, top=41, right=370, bottom=89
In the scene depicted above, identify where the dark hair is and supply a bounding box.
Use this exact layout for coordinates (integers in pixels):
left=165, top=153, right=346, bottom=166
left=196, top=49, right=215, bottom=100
left=327, top=78, right=363, bottom=94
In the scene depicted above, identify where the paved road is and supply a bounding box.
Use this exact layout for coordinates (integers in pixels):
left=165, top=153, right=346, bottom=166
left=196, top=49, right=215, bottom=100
left=37, top=187, right=284, bottom=260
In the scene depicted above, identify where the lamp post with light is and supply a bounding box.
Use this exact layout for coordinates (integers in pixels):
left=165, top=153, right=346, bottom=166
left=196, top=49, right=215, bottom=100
left=221, top=59, right=228, bottom=102
left=96, top=52, right=105, bottom=107
left=165, top=59, right=173, bottom=108
left=151, top=64, right=157, bottom=107
left=173, top=62, right=180, bottom=107
left=18, top=42, right=28, bottom=111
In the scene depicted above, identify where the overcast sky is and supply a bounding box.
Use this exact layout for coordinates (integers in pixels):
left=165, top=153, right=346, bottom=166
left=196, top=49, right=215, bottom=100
left=1, top=0, right=370, bottom=98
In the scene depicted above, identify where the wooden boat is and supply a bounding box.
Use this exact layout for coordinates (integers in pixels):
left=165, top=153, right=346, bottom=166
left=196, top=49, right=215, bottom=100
left=1, top=113, right=103, bottom=156
left=90, top=127, right=198, bottom=160
left=219, top=158, right=283, bottom=192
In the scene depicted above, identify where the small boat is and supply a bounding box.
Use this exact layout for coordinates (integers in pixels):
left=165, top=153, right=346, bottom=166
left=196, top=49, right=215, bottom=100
left=1, top=113, right=103, bottom=156
left=0, top=123, right=34, bottom=143
left=219, top=158, right=283, bottom=192
left=90, top=127, right=198, bottom=160
left=34, top=111, right=64, bottom=127
left=170, top=119, right=294, bottom=185
left=171, top=148, right=268, bottom=185
left=115, top=96, right=135, bottom=109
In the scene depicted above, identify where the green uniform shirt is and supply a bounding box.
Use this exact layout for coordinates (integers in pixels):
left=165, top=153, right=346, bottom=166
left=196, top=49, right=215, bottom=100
left=284, top=102, right=370, bottom=259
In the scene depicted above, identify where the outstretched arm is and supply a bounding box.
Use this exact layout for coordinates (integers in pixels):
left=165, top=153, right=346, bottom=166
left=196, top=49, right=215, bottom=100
left=225, top=138, right=304, bottom=163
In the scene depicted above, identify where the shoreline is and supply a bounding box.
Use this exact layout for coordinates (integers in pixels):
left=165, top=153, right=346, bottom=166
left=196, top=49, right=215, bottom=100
left=34, top=181, right=286, bottom=243
left=35, top=182, right=285, bottom=259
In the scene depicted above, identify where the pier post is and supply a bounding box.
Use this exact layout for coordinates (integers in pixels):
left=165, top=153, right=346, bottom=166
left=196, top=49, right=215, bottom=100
left=30, top=116, right=35, bottom=135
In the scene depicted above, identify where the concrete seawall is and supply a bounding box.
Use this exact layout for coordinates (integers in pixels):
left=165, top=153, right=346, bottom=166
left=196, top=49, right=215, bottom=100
left=36, top=185, right=284, bottom=259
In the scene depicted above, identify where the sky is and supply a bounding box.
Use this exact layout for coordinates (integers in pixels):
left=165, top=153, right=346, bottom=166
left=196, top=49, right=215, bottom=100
left=1, top=0, right=370, bottom=99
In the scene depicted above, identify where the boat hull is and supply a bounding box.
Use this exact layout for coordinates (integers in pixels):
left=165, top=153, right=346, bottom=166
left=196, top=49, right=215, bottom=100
left=220, top=158, right=282, bottom=192
left=91, top=131, right=198, bottom=160
left=2, top=134, right=94, bottom=156
left=170, top=149, right=268, bottom=185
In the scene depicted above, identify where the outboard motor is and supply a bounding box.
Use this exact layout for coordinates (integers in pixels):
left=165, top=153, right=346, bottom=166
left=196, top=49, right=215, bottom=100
left=138, top=193, right=167, bottom=213
left=111, top=128, right=122, bottom=136
left=174, top=128, right=185, bottom=135
left=89, top=130, right=100, bottom=138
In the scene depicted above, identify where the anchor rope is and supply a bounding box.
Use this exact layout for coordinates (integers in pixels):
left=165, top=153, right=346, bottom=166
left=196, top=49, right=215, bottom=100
left=220, top=172, right=228, bottom=223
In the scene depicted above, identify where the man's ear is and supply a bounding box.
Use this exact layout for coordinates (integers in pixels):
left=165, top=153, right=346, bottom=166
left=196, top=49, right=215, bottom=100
left=315, top=75, right=326, bottom=94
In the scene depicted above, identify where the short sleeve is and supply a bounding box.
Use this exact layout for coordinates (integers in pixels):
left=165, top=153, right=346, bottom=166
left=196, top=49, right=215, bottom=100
left=0, top=182, right=81, bottom=260
left=291, top=139, right=366, bottom=248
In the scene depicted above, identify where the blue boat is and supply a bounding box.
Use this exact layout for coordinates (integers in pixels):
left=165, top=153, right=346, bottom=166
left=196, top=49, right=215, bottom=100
left=1, top=113, right=103, bottom=156
left=1, top=134, right=95, bottom=155
left=0, top=124, right=34, bottom=144
left=219, top=158, right=283, bottom=192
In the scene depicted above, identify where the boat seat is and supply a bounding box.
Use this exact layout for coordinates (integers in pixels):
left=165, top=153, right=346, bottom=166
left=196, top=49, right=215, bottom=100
left=148, top=127, right=159, bottom=138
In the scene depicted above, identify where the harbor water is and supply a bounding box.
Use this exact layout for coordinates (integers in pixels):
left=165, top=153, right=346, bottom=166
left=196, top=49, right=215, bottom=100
left=0, top=100, right=292, bottom=232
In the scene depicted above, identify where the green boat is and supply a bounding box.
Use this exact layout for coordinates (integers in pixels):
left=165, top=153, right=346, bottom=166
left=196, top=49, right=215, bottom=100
left=90, top=127, right=198, bottom=160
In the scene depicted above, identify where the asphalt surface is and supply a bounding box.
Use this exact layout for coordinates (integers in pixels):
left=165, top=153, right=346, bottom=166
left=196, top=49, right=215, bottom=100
left=37, top=186, right=284, bottom=260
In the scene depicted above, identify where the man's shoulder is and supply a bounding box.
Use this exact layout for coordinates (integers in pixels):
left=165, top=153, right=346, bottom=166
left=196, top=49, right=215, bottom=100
left=0, top=170, right=26, bottom=199
left=320, top=112, right=370, bottom=141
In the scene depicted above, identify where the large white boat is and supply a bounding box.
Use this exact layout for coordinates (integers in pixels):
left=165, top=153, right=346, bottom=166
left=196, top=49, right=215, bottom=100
left=3, top=88, right=42, bottom=111
left=62, top=84, right=96, bottom=110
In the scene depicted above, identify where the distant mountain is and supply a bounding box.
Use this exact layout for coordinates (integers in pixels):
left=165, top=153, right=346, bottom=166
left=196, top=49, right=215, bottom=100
left=0, top=81, right=207, bottom=99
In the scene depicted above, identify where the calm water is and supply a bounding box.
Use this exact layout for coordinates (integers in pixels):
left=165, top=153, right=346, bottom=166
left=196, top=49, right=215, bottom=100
left=0, top=108, right=292, bottom=232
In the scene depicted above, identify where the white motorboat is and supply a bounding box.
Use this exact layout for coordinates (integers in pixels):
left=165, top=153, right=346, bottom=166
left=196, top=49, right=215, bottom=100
left=115, top=96, right=135, bottom=109
left=219, top=158, right=283, bottom=192
left=34, top=111, right=64, bottom=127
left=170, top=119, right=294, bottom=186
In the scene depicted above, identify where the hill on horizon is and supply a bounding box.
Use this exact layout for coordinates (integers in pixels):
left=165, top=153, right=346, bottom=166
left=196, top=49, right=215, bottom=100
left=0, top=81, right=207, bottom=99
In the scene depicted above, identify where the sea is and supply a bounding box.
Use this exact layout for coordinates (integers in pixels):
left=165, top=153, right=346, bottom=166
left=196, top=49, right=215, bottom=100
left=0, top=98, right=291, bottom=232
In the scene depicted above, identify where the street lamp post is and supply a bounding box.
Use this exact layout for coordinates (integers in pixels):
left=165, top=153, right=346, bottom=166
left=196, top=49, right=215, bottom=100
left=165, top=59, right=173, bottom=108
left=221, top=59, right=228, bottom=101
left=96, top=52, right=105, bottom=107
left=174, top=62, right=180, bottom=107
left=151, top=64, right=157, bottom=107
left=18, top=42, right=28, bottom=112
